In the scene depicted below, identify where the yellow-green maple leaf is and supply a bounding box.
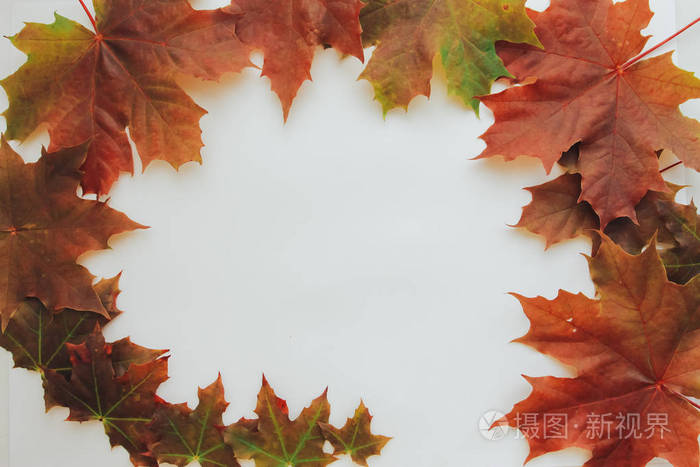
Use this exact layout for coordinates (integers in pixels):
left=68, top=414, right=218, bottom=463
left=360, top=0, right=541, bottom=114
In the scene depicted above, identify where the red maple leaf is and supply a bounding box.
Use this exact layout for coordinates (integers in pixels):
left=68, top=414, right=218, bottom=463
left=229, top=0, right=364, bottom=119
left=1, top=0, right=251, bottom=194
left=478, top=0, right=700, bottom=227
left=501, top=235, right=700, bottom=466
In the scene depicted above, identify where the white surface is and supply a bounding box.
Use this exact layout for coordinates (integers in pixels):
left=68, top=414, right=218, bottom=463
left=0, top=1, right=697, bottom=466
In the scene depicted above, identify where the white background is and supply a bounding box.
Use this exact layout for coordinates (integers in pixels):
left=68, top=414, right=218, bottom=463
left=1, top=1, right=699, bottom=466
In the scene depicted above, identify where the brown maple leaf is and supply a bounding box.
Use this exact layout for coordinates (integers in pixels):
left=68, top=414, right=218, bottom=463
left=0, top=275, right=121, bottom=373
left=516, top=148, right=700, bottom=284
left=478, top=0, right=700, bottom=226
left=0, top=139, right=144, bottom=329
left=228, top=0, right=364, bottom=119
left=500, top=235, right=700, bottom=466
left=1, top=0, right=251, bottom=194
left=148, top=374, right=238, bottom=467
left=655, top=200, right=700, bottom=284
left=515, top=171, right=598, bottom=248
left=224, top=376, right=335, bottom=467
left=44, top=331, right=169, bottom=467
left=109, top=336, right=169, bottom=379
left=319, top=401, right=391, bottom=466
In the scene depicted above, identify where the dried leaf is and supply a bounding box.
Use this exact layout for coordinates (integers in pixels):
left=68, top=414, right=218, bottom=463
left=1, top=0, right=250, bottom=194
left=224, top=376, right=335, bottom=467
left=515, top=172, right=598, bottom=248
left=319, top=401, right=390, bottom=466
left=149, top=374, right=238, bottom=467
left=229, top=0, right=364, bottom=119
left=360, top=0, right=540, bottom=114
left=479, top=0, right=700, bottom=226
left=501, top=236, right=700, bottom=466
left=44, top=331, right=169, bottom=466
left=0, top=140, right=144, bottom=328
left=0, top=275, right=121, bottom=373
left=516, top=149, right=700, bottom=283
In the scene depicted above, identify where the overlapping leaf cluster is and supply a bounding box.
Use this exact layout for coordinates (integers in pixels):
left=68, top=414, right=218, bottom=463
left=0, top=1, right=389, bottom=465
left=488, top=1, right=700, bottom=466
left=478, top=0, right=700, bottom=226
left=2, top=0, right=700, bottom=466
left=0, top=0, right=541, bottom=194
left=0, top=140, right=389, bottom=466
left=516, top=145, right=700, bottom=284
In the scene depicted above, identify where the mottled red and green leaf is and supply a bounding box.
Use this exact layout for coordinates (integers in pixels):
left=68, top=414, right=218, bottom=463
left=319, top=401, right=390, bottom=466
left=1, top=0, right=250, bottom=194
left=44, top=331, right=169, bottom=466
left=149, top=374, right=238, bottom=467
left=360, top=0, right=540, bottom=114
left=0, top=275, right=122, bottom=373
left=224, top=376, right=335, bottom=467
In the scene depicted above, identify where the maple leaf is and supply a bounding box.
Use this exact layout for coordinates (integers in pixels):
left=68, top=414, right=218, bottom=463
left=603, top=187, right=700, bottom=284
left=109, top=336, right=168, bottom=378
left=516, top=149, right=700, bottom=284
left=656, top=199, right=700, bottom=284
left=359, top=0, right=540, bottom=115
left=478, top=0, right=700, bottom=227
left=148, top=374, right=238, bottom=467
left=0, top=275, right=122, bottom=373
left=44, top=331, right=169, bottom=466
left=224, top=376, right=335, bottom=467
left=93, top=273, right=124, bottom=318
left=1, top=0, right=251, bottom=194
left=500, top=235, right=700, bottom=466
left=515, top=171, right=598, bottom=248
left=228, top=0, right=364, bottom=119
left=0, top=139, right=144, bottom=329
left=319, top=401, right=391, bottom=466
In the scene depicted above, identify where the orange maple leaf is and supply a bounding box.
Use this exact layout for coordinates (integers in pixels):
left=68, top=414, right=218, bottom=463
left=502, top=235, right=700, bottom=466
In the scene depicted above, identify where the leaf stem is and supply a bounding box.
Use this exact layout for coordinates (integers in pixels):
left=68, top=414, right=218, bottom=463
left=667, top=386, right=700, bottom=411
left=78, top=0, right=98, bottom=33
left=660, top=161, right=683, bottom=173
left=621, top=16, right=700, bottom=71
